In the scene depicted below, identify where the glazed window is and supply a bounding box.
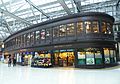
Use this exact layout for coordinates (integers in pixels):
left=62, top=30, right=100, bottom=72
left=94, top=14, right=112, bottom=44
left=102, top=22, right=107, bottom=34
left=107, top=23, right=112, bottom=34
left=35, top=31, right=40, bottom=41
left=77, top=50, right=86, bottom=65
left=86, top=48, right=95, bottom=65
left=12, top=39, right=15, bottom=46
left=26, top=33, right=30, bottom=45
left=53, top=27, right=59, bottom=38
left=23, top=34, right=26, bottom=45
left=46, top=29, right=51, bottom=39
left=113, top=50, right=116, bottom=62
left=93, top=21, right=99, bottom=33
left=66, top=23, right=75, bottom=35
left=41, top=29, right=45, bottom=40
left=30, top=32, right=34, bottom=43
left=77, top=22, right=83, bottom=33
left=109, top=49, right=116, bottom=63
left=85, top=21, right=92, bottom=33
left=15, top=38, right=18, bottom=46
left=17, top=36, right=21, bottom=46
left=21, top=35, right=24, bottom=44
left=104, top=48, right=110, bottom=64
left=94, top=49, right=102, bottom=64
left=59, top=25, right=66, bottom=37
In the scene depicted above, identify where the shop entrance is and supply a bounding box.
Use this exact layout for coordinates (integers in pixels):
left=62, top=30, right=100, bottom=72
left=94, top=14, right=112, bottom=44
left=54, top=50, right=74, bottom=67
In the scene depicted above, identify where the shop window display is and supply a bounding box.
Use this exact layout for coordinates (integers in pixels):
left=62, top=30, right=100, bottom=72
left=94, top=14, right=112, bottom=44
left=77, top=51, right=86, bottom=65
left=114, top=50, right=116, bottom=62
left=31, top=51, right=52, bottom=68
left=94, top=49, right=102, bottom=64
left=86, top=48, right=95, bottom=65
left=104, top=48, right=110, bottom=64
left=54, top=49, right=74, bottom=67
left=110, top=49, right=115, bottom=63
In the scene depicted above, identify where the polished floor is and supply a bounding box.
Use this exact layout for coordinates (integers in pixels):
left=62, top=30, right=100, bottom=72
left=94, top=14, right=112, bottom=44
left=0, top=62, right=120, bottom=84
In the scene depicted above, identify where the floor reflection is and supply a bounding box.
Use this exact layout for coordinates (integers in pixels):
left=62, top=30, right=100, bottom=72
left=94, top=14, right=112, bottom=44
left=0, top=63, right=120, bottom=84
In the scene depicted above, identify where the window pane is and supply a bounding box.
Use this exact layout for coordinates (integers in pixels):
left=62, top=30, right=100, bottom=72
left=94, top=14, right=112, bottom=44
left=53, top=27, right=59, bottom=38
left=77, top=22, right=83, bottom=33
left=107, top=23, right=112, bottom=34
left=94, top=49, right=102, bottom=64
left=110, top=49, right=115, bottom=63
left=26, top=33, right=30, bottom=45
left=23, top=34, right=26, bottom=46
left=104, top=48, right=110, bottom=64
left=102, top=22, right=107, bottom=34
left=67, top=23, right=75, bottom=35
left=46, top=29, right=51, bottom=39
left=59, top=25, right=66, bottom=37
left=86, top=48, right=95, bottom=65
left=30, top=32, right=34, bottom=43
left=35, top=31, right=40, bottom=41
left=41, top=29, right=45, bottom=40
left=93, top=21, right=99, bottom=33
left=85, top=21, right=92, bottom=33
left=77, top=50, right=85, bottom=65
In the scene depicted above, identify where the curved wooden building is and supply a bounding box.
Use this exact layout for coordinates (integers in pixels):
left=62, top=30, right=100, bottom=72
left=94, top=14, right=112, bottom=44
left=4, top=12, right=118, bottom=68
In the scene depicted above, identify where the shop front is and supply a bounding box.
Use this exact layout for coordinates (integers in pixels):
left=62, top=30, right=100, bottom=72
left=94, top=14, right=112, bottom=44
left=53, top=49, right=74, bottom=67
left=31, top=51, right=52, bottom=68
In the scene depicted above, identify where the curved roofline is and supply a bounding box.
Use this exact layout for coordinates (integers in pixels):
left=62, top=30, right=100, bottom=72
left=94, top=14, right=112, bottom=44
left=4, top=12, right=114, bottom=42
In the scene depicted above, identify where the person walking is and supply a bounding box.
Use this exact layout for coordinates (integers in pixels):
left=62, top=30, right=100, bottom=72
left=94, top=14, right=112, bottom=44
left=13, top=56, right=16, bottom=67
left=8, top=55, right=12, bottom=67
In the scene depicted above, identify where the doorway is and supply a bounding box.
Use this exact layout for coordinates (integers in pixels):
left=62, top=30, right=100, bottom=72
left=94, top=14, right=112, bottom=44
left=54, top=50, right=74, bottom=67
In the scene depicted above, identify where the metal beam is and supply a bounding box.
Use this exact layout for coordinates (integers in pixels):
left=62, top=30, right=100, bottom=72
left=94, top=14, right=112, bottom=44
left=0, top=8, right=32, bottom=25
left=29, top=5, right=38, bottom=23
left=1, top=0, right=8, bottom=10
left=116, top=0, right=120, bottom=7
left=73, top=0, right=81, bottom=12
left=13, top=3, right=26, bottom=13
left=57, top=0, right=72, bottom=15
left=25, top=0, right=50, bottom=19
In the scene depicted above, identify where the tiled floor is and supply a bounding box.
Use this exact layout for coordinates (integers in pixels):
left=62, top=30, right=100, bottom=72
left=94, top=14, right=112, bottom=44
left=0, top=62, right=120, bottom=84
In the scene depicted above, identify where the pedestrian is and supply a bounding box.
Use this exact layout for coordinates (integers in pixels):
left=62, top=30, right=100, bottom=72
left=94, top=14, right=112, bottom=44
left=13, top=56, right=16, bottom=67
left=8, top=55, right=12, bottom=67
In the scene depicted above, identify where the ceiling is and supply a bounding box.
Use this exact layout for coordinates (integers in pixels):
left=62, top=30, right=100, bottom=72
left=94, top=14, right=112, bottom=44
left=0, top=0, right=119, bottom=42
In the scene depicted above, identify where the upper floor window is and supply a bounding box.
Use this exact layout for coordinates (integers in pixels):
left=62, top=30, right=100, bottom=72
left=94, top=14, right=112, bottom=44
left=85, top=21, right=92, bottom=33
left=59, top=25, right=66, bottom=37
left=46, top=29, right=51, bottom=39
left=41, top=29, right=45, bottom=40
left=53, top=27, right=59, bottom=38
left=102, top=22, right=107, bottom=34
left=107, top=23, right=112, bottom=34
left=67, top=23, right=75, bottom=35
left=35, top=31, right=40, bottom=41
left=26, top=33, right=30, bottom=45
left=30, top=32, right=34, bottom=43
left=93, top=21, right=99, bottom=33
left=77, top=22, right=83, bottom=33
